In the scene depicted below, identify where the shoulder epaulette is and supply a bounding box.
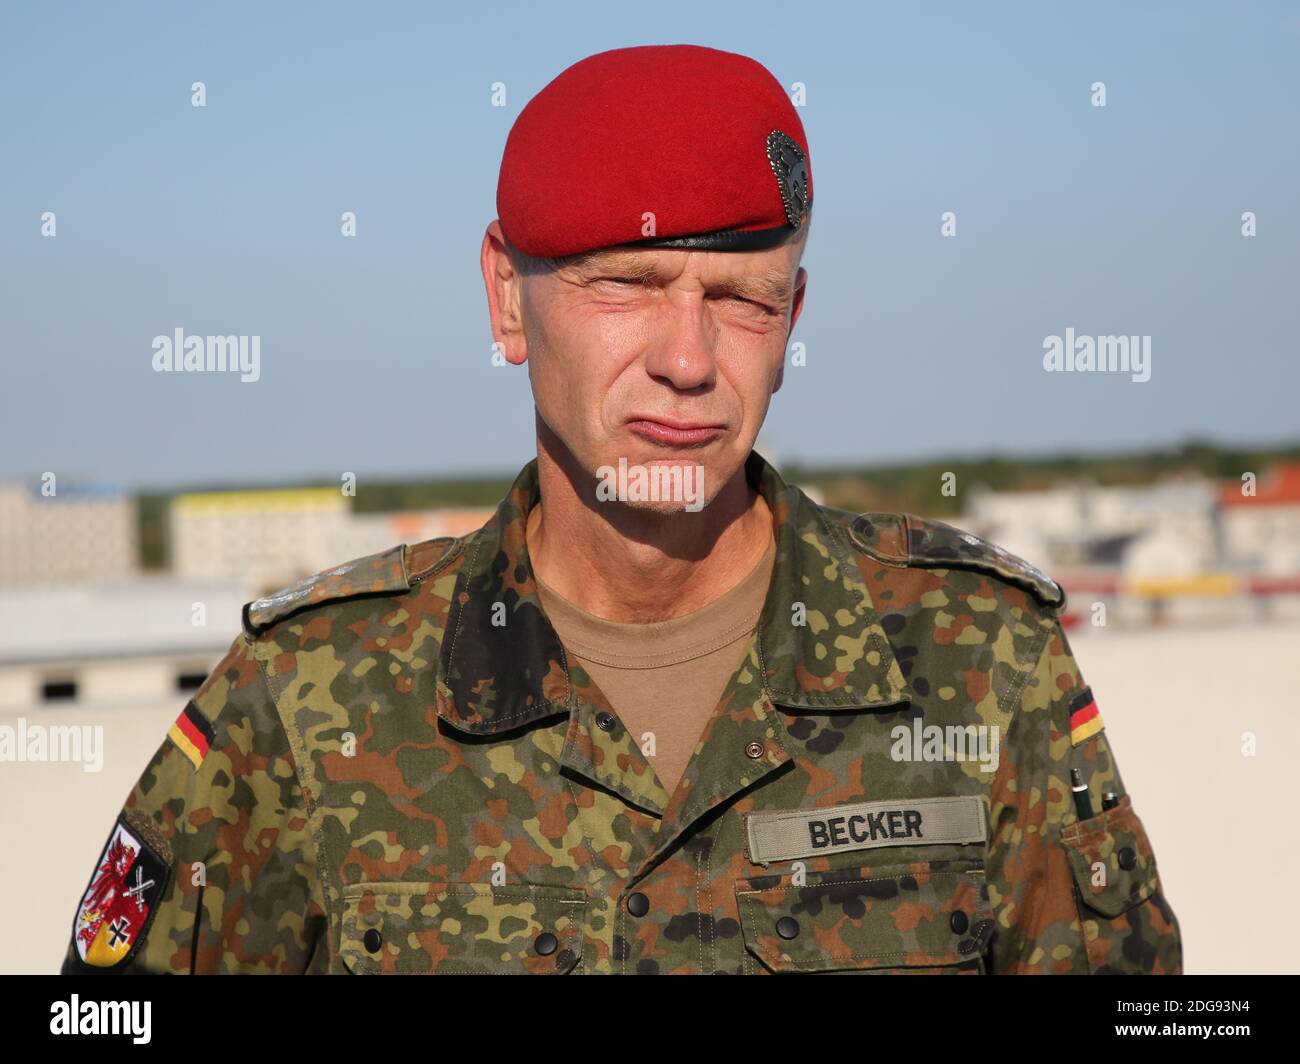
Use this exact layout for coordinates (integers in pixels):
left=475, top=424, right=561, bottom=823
left=241, top=536, right=468, bottom=636
left=242, top=544, right=412, bottom=636
left=849, top=512, right=1065, bottom=610
left=406, top=535, right=464, bottom=580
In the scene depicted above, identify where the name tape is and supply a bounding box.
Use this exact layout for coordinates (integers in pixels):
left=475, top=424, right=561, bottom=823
left=745, top=795, right=986, bottom=864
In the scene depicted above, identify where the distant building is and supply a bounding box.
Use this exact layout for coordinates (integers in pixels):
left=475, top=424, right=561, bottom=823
left=170, top=487, right=493, bottom=595
left=963, top=467, right=1300, bottom=627
left=326, top=509, right=493, bottom=565
left=962, top=483, right=1083, bottom=570
left=1220, top=462, right=1300, bottom=574
left=1104, top=479, right=1220, bottom=577
left=0, top=495, right=495, bottom=713
left=964, top=476, right=1218, bottom=576
left=0, top=579, right=246, bottom=713
left=171, top=488, right=351, bottom=590
left=0, top=481, right=136, bottom=587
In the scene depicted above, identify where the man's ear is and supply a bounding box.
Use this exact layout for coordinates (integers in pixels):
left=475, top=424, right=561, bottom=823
left=773, top=264, right=806, bottom=396
left=482, top=220, right=528, bottom=366
left=788, top=264, right=808, bottom=332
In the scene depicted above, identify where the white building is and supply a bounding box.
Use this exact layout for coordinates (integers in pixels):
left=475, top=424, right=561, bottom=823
left=170, top=487, right=492, bottom=595
left=0, top=482, right=136, bottom=587
left=0, top=579, right=247, bottom=713
left=964, top=476, right=1219, bottom=575
left=170, top=488, right=351, bottom=591
left=1220, top=464, right=1300, bottom=574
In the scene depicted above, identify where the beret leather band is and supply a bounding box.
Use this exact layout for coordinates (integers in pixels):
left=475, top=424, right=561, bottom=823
left=629, top=224, right=801, bottom=253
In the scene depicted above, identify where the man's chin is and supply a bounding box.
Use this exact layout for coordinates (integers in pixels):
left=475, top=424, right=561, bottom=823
left=588, top=454, right=718, bottom=514
left=612, top=495, right=712, bottom=517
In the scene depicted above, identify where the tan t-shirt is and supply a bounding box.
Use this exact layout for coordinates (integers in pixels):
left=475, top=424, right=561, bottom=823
left=534, top=536, right=777, bottom=798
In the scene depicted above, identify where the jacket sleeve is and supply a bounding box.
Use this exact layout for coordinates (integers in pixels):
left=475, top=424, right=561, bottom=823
left=60, top=634, right=328, bottom=974
left=984, top=618, right=1183, bottom=974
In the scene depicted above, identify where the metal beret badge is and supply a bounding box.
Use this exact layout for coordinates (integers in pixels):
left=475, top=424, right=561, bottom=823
left=766, top=130, right=811, bottom=229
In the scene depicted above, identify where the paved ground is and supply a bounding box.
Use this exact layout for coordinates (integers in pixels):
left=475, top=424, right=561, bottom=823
left=6, top=620, right=1296, bottom=974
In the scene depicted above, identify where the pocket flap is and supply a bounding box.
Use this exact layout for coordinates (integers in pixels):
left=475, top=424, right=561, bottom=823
left=340, top=882, right=586, bottom=974
left=1060, top=794, right=1161, bottom=918
left=736, top=863, right=993, bottom=972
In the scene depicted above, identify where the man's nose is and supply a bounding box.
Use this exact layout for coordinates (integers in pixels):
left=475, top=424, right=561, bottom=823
left=641, top=299, right=717, bottom=391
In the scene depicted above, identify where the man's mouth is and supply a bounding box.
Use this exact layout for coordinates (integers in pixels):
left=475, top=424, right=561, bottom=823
left=625, top=417, right=725, bottom=447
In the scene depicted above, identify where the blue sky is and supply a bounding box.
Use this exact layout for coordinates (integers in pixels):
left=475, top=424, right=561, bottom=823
left=2, top=0, right=1297, bottom=488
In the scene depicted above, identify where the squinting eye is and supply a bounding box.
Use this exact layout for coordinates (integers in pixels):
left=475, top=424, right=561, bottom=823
left=721, top=293, right=770, bottom=311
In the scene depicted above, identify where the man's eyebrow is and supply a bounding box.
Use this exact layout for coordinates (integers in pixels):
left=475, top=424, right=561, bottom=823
left=571, top=252, right=660, bottom=281
left=573, top=253, right=792, bottom=304
left=713, top=271, right=792, bottom=305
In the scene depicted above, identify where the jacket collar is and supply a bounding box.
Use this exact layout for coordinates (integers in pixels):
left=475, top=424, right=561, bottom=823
left=435, top=451, right=908, bottom=736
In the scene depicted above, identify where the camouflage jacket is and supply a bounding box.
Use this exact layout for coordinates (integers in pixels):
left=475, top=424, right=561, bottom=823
left=61, top=452, right=1182, bottom=974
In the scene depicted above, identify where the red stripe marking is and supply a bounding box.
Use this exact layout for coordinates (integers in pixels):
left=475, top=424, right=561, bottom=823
left=1070, top=701, right=1099, bottom=729
left=176, top=712, right=210, bottom=756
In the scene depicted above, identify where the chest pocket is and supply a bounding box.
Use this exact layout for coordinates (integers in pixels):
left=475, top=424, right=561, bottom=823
left=339, top=882, right=586, bottom=974
left=1061, top=795, right=1182, bottom=974
left=735, top=860, right=993, bottom=974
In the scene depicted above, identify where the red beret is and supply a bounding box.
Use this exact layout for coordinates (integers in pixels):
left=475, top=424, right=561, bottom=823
left=497, top=44, right=812, bottom=259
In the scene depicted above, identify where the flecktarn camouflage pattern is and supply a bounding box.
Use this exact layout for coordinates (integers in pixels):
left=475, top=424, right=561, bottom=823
left=60, top=452, right=1182, bottom=974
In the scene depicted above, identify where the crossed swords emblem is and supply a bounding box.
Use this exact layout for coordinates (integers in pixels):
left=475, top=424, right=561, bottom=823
left=121, top=863, right=154, bottom=912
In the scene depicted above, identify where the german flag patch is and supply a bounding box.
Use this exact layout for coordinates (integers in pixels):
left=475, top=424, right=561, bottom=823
left=1068, top=687, right=1104, bottom=746
left=167, top=700, right=215, bottom=769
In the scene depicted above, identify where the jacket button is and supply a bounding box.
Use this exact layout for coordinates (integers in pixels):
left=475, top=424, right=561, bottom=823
left=534, top=932, right=558, bottom=956
left=595, top=712, right=617, bottom=732
left=1118, top=846, right=1138, bottom=870
left=626, top=892, right=649, bottom=917
left=744, top=741, right=765, bottom=759
left=775, top=917, right=799, bottom=940
left=949, top=910, right=969, bottom=935
left=363, top=928, right=382, bottom=954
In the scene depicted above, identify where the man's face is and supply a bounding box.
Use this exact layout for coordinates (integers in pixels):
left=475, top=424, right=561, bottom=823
left=489, top=232, right=808, bottom=512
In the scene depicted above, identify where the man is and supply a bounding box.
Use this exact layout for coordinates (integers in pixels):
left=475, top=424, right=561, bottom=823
left=61, top=44, right=1181, bottom=975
